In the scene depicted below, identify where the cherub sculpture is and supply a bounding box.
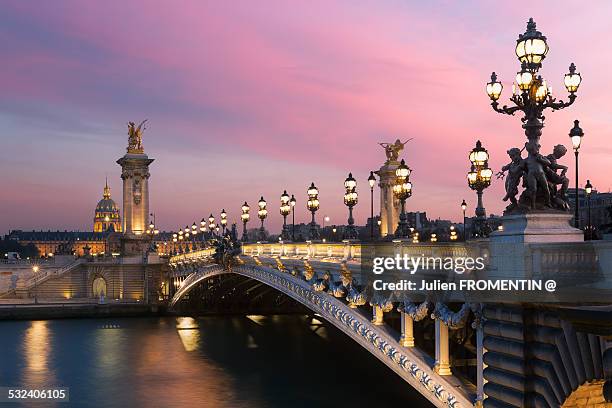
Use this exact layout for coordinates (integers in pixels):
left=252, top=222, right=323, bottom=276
left=545, top=144, right=570, bottom=209
left=497, top=147, right=525, bottom=210
left=522, top=141, right=551, bottom=209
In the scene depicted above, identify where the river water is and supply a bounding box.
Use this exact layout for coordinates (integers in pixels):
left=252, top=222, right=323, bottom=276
left=0, top=315, right=432, bottom=407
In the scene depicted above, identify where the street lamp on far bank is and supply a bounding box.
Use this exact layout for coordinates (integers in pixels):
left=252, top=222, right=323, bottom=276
left=368, top=171, right=376, bottom=240
left=241, top=202, right=250, bottom=242
left=569, top=120, right=584, bottom=228
left=585, top=179, right=593, bottom=240
left=461, top=199, right=467, bottom=240
left=289, top=194, right=296, bottom=241
left=32, top=265, right=40, bottom=304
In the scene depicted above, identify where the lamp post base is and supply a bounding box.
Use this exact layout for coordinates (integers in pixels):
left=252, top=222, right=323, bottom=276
left=308, top=222, right=320, bottom=241
left=491, top=212, right=583, bottom=243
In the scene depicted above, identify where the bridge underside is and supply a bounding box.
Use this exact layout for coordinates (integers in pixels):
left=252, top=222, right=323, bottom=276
left=173, top=273, right=311, bottom=315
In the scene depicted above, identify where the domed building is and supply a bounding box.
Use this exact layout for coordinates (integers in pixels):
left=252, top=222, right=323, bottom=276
left=93, top=180, right=122, bottom=232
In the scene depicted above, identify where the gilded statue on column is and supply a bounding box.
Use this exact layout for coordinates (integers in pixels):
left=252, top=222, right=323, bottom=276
left=378, top=138, right=413, bottom=163
left=127, top=120, right=147, bottom=154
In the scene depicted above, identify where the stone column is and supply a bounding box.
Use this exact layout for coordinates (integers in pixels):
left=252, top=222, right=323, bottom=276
left=475, top=320, right=485, bottom=406
left=399, top=311, right=415, bottom=347
left=377, top=162, right=400, bottom=237
left=372, top=305, right=384, bottom=325
left=117, top=153, right=154, bottom=236
left=435, top=319, right=452, bottom=375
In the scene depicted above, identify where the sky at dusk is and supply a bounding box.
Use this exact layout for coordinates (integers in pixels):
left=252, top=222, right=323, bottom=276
left=1, top=1, right=612, bottom=235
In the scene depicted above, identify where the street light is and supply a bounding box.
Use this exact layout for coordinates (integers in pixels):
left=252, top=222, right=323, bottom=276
left=486, top=18, right=582, bottom=214
left=280, top=191, right=291, bottom=241
left=468, top=141, right=492, bottom=237
left=585, top=179, right=593, bottom=240
left=461, top=199, right=467, bottom=240
left=220, top=209, right=228, bottom=235
left=393, top=159, right=412, bottom=238
left=368, top=171, right=376, bottom=240
left=570, top=120, right=584, bottom=228
left=258, top=197, right=268, bottom=241
left=32, top=265, right=40, bottom=304
left=343, top=173, right=358, bottom=240
left=307, top=182, right=321, bottom=240
left=289, top=194, right=296, bottom=241
left=208, top=214, right=216, bottom=238
left=241, top=202, right=250, bottom=242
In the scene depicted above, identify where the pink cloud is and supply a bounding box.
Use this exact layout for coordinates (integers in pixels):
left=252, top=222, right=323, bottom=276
left=1, top=1, right=611, bottom=233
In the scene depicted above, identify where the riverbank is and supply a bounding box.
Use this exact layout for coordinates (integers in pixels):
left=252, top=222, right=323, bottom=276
left=0, top=301, right=166, bottom=320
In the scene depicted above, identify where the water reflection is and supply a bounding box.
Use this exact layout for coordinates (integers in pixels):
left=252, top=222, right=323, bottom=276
left=22, top=321, right=56, bottom=386
left=21, top=320, right=58, bottom=408
left=176, top=317, right=201, bottom=352
left=0, top=316, right=432, bottom=407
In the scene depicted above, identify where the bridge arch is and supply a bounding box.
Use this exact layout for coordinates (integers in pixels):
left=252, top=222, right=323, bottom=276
left=170, top=262, right=473, bottom=408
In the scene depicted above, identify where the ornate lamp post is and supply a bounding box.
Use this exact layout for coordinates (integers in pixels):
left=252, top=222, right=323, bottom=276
left=461, top=199, right=467, bottom=240
left=257, top=197, right=268, bottom=241
left=343, top=173, right=359, bottom=240
left=208, top=215, right=216, bottom=239
left=191, top=222, right=198, bottom=247
left=280, top=191, right=291, bottom=241
left=289, top=194, right=296, bottom=241
left=393, top=159, right=412, bottom=238
left=368, top=171, right=376, bottom=240
left=241, top=202, right=250, bottom=242
left=585, top=179, right=593, bottom=240
left=486, top=18, right=582, bottom=214
left=200, top=218, right=207, bottom=242
left=467, top=141, right=493, bottom=237
left=220, top=209, right=228, bottom=235
left=569, top=120, right=584, bottom=228
left=307, top=182, right=320, bottom=240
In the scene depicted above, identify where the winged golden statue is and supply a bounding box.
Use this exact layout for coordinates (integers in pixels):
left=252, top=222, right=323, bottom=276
left=127, top=120, right=147, bottom=154
left=379, top=138, right=413, bottom=163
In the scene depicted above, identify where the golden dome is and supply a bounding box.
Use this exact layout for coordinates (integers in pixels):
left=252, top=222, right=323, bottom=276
left=94, top=178, right=121, bottom=232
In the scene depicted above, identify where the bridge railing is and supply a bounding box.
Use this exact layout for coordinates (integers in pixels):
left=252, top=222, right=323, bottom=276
left=169, top=248, right=215, bottom=265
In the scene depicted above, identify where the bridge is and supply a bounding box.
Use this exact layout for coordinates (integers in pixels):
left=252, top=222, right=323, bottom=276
left=167, top=240, right=612, bottom=408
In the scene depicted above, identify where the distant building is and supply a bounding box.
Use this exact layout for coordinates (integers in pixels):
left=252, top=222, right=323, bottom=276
left=568, top=188, right=612, bottom=232
left=4, top=180, right=179, bottom=257
left=93, top=180, right=122, bottom=232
